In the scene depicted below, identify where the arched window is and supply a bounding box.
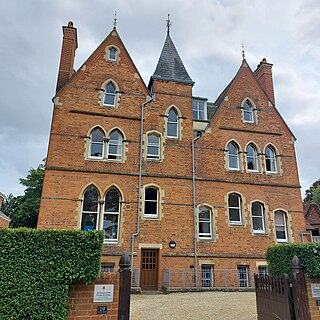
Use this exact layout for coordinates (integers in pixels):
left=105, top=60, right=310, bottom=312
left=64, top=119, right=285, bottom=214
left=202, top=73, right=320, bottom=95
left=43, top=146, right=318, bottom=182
left=252, top=202, right=265, bottom=233
left=227, top=142, right=240, bottom=170
left=198, top=206, right=212, bottom=239
left=228, top=193, right=242, bottom=224
left=81, top=186, right=99, bottom=231
left=246, top=144, right=259, bottom=172
left=104, top=82, right=116, bottom=106
left=167, top=108, right=178, bottom=138
left=147, top=134, right=160, bottom=160
left=243, top=100, right=254, bottom=123
left=107, top=130, right=123, bottom=161
left=103, top=187, right=121, bottom=242
left=108, top=47, right=117, bottom=61
left=144, top=187, right=158, bottom=217
left=89, top=128, right=104, bottom=159
left=265, top=145, right=277, bottom=173
left=274, top=210, right=288, bottom=242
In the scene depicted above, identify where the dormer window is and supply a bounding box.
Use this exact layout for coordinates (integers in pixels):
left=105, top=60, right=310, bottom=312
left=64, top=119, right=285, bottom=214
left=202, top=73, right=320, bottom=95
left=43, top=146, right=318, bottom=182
left=108, top=47, right=117, bottom=61
left=192, top=99, right=207, bottom=120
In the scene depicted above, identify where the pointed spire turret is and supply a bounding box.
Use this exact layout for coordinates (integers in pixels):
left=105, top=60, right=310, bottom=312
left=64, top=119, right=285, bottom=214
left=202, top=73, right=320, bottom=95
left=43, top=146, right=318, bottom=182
left=150, top=16, right=194, bottom=86
left=113, top=11, right=117, bottom=29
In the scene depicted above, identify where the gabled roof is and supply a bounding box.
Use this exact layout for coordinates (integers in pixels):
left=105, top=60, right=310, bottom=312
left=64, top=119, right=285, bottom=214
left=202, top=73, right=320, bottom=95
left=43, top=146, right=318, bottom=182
left=304, top=203, right=320, bottom=226
left=149, top=32, right=194, bottom=86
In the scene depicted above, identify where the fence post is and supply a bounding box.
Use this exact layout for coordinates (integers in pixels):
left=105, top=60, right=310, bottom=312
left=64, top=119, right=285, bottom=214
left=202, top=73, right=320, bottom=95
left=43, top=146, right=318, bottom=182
left=291, top=255, right=311, bottom=320
left=118, top=253, right=131, bottom=320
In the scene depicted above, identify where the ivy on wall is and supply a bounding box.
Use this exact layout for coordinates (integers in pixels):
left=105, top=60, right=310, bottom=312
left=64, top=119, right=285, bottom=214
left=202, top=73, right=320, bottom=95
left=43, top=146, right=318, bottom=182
left=0, top=228, right=103, bottom=320
left=266, top=243, right=320, bottom=277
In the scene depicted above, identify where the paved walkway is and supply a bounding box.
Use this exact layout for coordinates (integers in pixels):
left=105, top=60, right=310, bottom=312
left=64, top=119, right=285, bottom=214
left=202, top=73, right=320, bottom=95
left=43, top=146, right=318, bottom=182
left=130, top=291, right=257, bottom=319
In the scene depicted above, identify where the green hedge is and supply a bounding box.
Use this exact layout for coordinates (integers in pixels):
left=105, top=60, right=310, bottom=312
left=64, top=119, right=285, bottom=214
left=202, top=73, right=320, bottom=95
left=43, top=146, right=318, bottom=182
left=0, top=228, right=103, bottom=320
left=266, top=242, right=320, bottom=277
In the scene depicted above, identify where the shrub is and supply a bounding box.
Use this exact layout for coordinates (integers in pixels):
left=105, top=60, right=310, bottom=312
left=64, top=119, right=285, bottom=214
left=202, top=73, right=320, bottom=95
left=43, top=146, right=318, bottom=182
left=266, top=242, right=320, bottom=277
left=0, top=228, right=103, bottom=320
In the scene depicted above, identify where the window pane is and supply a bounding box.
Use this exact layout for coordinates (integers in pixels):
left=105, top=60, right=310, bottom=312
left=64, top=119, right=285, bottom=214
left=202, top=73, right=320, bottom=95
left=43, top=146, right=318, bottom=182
left=103, top=214, right=119, bottom=240
left=83, top=187, right=99, bottom=212
left=91, top=143, right=103, bottom=157
left=110, top=131, right=121, bottom=142
left=145, top=201, right=157, bottom=215
left=228, top=194, right=239, bottom=207
left=229, top=155, right=238, bottom=169
left=192, top=110, right=198, bottom=119
left=104, top=94, right=115, bottom=105
left=276, top=227, right=286, bottom=240
left=109, top=144, right=120, bottom=155
left=146, top=188, right=157, bottom=200
left=168, top=123, right=177, bottom=137
left=81, top=213, right=96, bottom=231
left=275, top=212, right=285, bottom=225
left=148, top=134, right=159, bottom=145
left=228, top=143, right=237, bottom=155
left=106, top=83, right=115, bottom=94
left=229, top=208, right=240, bottom=222
left=199, top=222, right=211, bottom=234
left=199, top=208, right=210, bottom=220
left=92, top=129, right=104, bottom=142
left=168, top=109, right=177, bottom=122
left=147, top=146, right=159, bottom=156
left=253, top=217, right=264, bottom=231
left=252, top=202, right=262, bottom=216
left=105, top=188, right=120, bottom=212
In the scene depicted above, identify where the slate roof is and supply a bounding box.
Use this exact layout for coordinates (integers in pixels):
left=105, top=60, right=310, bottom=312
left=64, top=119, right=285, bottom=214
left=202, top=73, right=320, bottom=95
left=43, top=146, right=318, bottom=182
left=150, top=33, right=194, bottom=85
left=304, top=203, right=320, bottom=226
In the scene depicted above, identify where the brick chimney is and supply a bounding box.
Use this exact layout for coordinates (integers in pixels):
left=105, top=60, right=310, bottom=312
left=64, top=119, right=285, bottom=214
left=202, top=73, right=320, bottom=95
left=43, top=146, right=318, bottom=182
left=254, top=58, right=275, bottom=105
left=56, top=21, right=78, bottom=93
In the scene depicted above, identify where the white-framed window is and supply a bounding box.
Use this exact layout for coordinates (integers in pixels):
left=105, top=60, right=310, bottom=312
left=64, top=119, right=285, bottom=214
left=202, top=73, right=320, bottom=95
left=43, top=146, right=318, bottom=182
left=228, top=193, right=242, bottom=224
left=81, top=186, right=99, bottom=231
left=246, top=144, right=259, bottom=172
left=107, top=130, right=123, bottom=161
left=258, top=266, right=268, bottom=276
left=275, top=210, right=288, bottom=242
left=192, top=100, right=207, bottom=120
left=167, top=108, right=178, bottom=138
left=144, top=187, right=158, bottom=217
left=265, top=145, right=277, bottom=173
left=108, top=47, right=117, bottom=61
left=252, top=202, right=265, bottom=233
left=237, top=266, right=249, bottom=287
left=243, top=100, right=254, bottom=123
left=147, top=134, right=160, bottom=160
left=101, top=263, right=115, bottom=272
left=103, top=187, right=121, bottom=243
left=227, top=141, right=240, bottom=170
left=89, top=127, right=105, bottom=159
left=201, top=265, right=214, bottom=287
left=198, top=206, right=212, bottom=239
left=104, top=82, right=116, bottom=106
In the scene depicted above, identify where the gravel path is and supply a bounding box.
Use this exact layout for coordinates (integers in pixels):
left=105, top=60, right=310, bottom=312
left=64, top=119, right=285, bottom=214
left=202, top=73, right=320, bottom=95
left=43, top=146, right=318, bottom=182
left=130, top=291, right=257, bottom=320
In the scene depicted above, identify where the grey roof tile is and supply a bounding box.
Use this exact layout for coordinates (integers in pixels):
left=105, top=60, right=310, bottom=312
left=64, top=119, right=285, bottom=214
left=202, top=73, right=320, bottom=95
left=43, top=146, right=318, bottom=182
left=151, top=33, right=194, bottom=85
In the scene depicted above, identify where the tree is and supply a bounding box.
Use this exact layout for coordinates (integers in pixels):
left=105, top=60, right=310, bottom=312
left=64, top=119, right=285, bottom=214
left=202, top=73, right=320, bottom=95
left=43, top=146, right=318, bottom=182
left=303, top=178, right=320, bottom=204
left=1, top=164, right=45, bottom=228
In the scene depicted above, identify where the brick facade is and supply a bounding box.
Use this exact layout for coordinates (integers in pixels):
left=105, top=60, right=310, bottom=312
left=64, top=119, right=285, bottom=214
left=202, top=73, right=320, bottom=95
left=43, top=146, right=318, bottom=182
left=0, top=192, right=10, bottom=228
left=38, top=22, right=306, bottom=290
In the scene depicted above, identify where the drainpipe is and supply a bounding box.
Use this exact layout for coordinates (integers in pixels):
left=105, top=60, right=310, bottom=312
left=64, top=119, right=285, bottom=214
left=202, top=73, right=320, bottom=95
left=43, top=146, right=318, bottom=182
left=192, top=134, right=201, bottom=288
left=130, top=94, right=155, bottom=275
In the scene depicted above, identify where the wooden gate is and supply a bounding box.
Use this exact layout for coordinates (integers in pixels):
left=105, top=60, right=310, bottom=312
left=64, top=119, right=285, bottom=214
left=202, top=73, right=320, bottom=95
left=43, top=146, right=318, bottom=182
left=255, top=274, right=295, bottom=320
left=140, top=249, right=158, bottom=290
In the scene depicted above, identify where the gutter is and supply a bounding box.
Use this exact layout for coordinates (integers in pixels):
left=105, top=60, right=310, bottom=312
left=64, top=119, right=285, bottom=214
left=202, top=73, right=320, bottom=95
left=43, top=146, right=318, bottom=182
left=192, top=134, right=201, bottom=288
left=130, top=94, right=155, bottom=275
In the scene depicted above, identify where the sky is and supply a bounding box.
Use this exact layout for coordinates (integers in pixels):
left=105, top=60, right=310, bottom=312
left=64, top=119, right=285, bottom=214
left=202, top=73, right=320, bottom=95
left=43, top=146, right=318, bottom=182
left=0, top=0, right=319, bottom=199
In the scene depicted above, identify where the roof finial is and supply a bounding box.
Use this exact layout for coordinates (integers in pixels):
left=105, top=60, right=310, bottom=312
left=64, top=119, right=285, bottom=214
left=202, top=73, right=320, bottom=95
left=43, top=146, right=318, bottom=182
left=113, top=11, right=117, bottom=29
left=166, top=14, right=172, bottom=34
left=242, top=43, right=246, bottom=60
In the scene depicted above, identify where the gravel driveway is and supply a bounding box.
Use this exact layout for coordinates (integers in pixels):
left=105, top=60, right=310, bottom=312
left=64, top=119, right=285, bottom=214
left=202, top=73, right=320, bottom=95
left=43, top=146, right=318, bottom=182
left=130, top=291, right=257, bottom=320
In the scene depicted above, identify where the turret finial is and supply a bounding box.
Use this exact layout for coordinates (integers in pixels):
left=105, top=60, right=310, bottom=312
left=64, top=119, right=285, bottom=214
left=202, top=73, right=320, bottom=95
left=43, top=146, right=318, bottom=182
left=166, top=14, right=172, bottom=34
left=242, top=43, right=246, bottom=60
left=113, top=11, right=117, bottom=29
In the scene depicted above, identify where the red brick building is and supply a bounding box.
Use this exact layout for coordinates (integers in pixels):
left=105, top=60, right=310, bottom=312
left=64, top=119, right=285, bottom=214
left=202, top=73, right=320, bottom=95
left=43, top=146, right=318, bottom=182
left=38, top=21, right=306, bottom=290
left=0, top=192, right=11, bottom=228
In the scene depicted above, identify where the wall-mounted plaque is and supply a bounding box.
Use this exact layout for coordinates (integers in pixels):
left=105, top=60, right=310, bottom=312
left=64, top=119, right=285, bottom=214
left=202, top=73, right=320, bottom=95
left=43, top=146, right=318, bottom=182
left=94, top=284, right=114, bottom=303
left=97, top=306, right=108, bottom=314
left=311, top=283, right=320, bottom=297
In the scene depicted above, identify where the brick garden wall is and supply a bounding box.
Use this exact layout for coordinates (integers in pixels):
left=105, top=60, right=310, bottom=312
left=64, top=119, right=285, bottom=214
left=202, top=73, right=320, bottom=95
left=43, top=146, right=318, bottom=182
left=67, top=272, right=119, bottom=320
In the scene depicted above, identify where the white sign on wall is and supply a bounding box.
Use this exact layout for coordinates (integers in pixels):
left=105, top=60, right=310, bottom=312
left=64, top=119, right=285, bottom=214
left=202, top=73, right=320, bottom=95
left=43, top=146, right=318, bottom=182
left=311, top=283, right=320, bottom=298
left=93, top=284, right=114, bottom=303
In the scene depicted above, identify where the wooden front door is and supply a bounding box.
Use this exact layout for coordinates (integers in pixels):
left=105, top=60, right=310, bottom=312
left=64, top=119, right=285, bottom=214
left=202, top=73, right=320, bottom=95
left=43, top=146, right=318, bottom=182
left=140, top=249, right=159, bottom=290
